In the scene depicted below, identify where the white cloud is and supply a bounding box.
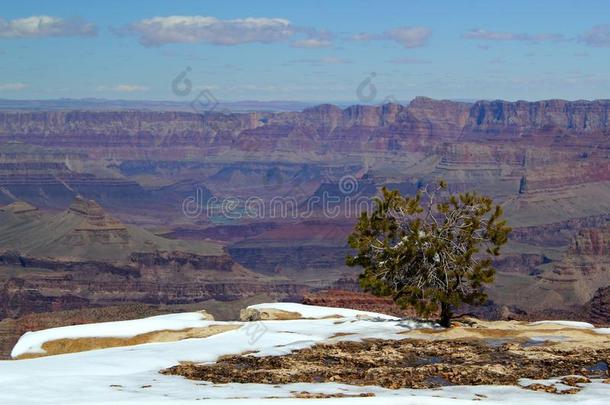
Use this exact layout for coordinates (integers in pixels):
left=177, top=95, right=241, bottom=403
left=351, top=32, right=376, bottom=42
left=463, top=29, right=565, bottom=42
left=0, top=82, right=28, bottom=91
left=351, top=26, right=431, bottom=48
left=291, top=28, right=333, bottom=48
left=0, top=16, right=96, bottom=38
left=385, top=27, right=432, bottom=48
left=579, top=24, right=610, bottom=47
left=291, top=38, right=332, bottom=48
left=125, top=16, right=294, bottom=46
left=319, top=56, right=349, bottom=64
left=97, top=84, right=149, bottom=93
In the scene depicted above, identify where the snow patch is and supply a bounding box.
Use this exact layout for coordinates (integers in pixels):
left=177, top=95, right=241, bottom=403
left=529, top=320, right=595, bottom=329
left=11, top=312, right=219, bottom=358
left=246, top=302, right=399, bottom=320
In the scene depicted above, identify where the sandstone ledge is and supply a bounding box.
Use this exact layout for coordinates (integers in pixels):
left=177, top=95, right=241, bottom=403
left=16, top=323, right=237, bottom=359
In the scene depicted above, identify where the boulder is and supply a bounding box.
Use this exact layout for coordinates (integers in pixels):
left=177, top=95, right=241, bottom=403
left=239, top=307, right=302, bottom=321
left=197, top=309, right=215, bottom=321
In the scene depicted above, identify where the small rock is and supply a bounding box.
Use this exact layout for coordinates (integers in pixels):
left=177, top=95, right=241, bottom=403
left=561, top=375, right=590, bottom=387
left=239, top=307, right=302, bottom=321
left=197, top=310, right=214, bottom=321
left=524, top=383, right=557, bottom=394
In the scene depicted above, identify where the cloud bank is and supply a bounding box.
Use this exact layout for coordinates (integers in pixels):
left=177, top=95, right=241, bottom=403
left=463, top=29, right=565, bottom=42
left=579, top=24, right=610, bottom=47
left=352, top=26, right=431, bottom=48
left=0, top=16, right=96, bottom=38
left=125, top=16, right=295, bottom=46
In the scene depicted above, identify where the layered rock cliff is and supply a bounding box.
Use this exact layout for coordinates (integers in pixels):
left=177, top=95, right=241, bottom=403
left=1, top=98, right=607, bottom=150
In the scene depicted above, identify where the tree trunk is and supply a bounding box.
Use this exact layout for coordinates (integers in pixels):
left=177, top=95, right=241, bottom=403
left=439, top=302, right=452, bottom=327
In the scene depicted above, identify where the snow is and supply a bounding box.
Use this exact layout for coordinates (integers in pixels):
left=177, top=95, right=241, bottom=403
left=75, top=381, right=610, bottom=405
left=1, top=303, right=609, bottom=404
left=529, top=320, right=595, bottom=329
left=528, top=320, right=610, bottom=335
left=247, top=302, right=400, bottom=320
left=11, top=312, right=221, bottom=358
left=527, top=335, right=569, bottom=345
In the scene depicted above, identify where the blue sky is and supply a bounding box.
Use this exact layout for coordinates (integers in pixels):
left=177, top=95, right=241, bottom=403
left=1, top=0, right=609, bottom=102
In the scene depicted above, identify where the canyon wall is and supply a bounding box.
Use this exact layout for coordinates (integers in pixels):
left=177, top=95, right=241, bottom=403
left=0, top=97, right=608, bottom=331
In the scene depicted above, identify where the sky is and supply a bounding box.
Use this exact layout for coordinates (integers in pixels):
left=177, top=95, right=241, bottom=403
left=1, top=0, right=609, bottom=103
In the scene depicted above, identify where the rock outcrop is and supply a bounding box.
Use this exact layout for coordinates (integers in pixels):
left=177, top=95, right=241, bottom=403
left=0, top=201, right=38, bottom=214
left=517, top=224, right=610, bottom=313
left=586, top=286, right=610, bottom=325
left=239, top=307, right=302, bottom=321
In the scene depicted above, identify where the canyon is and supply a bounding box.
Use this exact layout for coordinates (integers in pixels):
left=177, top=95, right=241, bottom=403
left=0, top=97, right=608, bottom=357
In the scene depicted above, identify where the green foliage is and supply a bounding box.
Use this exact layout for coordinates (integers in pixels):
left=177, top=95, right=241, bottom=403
left=346, top=181, right=511, bottom=327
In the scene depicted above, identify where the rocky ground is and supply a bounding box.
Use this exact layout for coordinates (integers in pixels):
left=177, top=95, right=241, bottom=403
left=163, top=335, right=610, bottom=392
left=161, top=311, right=610, bottom=395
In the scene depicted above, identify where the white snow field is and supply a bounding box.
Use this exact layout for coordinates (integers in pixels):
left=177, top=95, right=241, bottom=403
left=528, top=320, right=596, bottom=329
left=11, top=311, right=222, bottom=358
left=246, top=302, right=400, bottom=320
left=1, top=303, right=609, bottom=404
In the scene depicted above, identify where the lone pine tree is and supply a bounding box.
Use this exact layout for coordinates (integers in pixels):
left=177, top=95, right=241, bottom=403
left=347, top=181, right=511, bottom=327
